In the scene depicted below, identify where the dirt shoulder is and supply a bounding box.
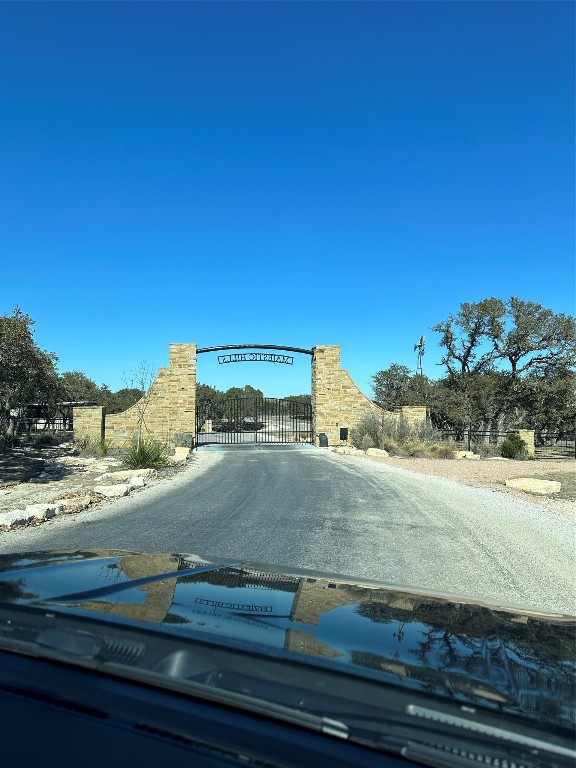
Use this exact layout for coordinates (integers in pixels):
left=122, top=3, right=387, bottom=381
left=358, top=454, right=575, bottom=515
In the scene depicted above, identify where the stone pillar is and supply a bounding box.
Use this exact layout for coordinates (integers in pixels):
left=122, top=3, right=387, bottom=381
left=311, top=345, right=392, bottom=446
left=73, top=406, right=105, bottom=446
left=312, top=345, right=342, bottom=445
left=517, top=429, right=536, bottom=458
left=167, top=343, right=197, bottom=440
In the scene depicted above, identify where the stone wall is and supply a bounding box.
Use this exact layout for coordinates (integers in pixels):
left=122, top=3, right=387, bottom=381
left=72, top=405, right=105, bottom=444
left=398, top=405, right=428, bottom=425
left=312, top=345, right=396, bottom=445
left=105, top=343, right=197, bottom=448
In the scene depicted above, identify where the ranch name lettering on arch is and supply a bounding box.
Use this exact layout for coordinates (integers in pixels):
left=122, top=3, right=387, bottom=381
left=218, top=352, right=294, bottom=365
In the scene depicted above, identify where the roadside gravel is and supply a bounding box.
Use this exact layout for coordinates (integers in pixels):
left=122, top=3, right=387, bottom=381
left=359, top=455, right=575, bottom=515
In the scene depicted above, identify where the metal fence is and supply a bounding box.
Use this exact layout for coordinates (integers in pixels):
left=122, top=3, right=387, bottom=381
left=15, top=418, right=71, bottom=434
left=441, top=430, right=575, bottom=459
left=534, top=435, right=576, bottom=460
left=440, top=430, right=512, bottom=451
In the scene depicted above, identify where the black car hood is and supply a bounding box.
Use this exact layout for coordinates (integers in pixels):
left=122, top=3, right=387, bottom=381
left=0, top=549, right=574, bottom=729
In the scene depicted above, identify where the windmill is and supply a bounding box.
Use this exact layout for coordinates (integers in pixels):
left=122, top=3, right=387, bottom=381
left=414, top=335, right=425, bottom=376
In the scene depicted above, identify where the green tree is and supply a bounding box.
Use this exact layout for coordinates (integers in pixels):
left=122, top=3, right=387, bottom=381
left=514, top=368, right=576, bottom=436
left=60, top=371, right=103, bottom=403
left=0, top=307, right=59, bottom=446
left=224, top=384, right=264, bottom=400
left=196, top=383, right=227, bottom=421
left=432, top=298, right=576, bottom=433
left=107, top=387, right=144, bottom=414
left=432, top=298, right=507, bottom=375
left=372, top=364, right=431, bottom=409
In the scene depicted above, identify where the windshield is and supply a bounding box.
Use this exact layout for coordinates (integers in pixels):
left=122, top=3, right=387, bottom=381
left=0, top=1, right=574, bottom=765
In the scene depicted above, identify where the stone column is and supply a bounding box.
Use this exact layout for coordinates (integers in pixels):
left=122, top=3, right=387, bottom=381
left=73, top=406, right=105, bottom=446
left=517, top=429, right=536, bottom=458
left=399, top=406, right=428, bottom=425
left=167, top=343, right=197, bottom=441
left=105, top=343, right=197, bottom=447
left=312, top=345, right=342, bottom=445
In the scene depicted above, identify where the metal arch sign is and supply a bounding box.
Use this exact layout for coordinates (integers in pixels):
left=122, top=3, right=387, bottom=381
left=218, top=352, right=294, bottom=365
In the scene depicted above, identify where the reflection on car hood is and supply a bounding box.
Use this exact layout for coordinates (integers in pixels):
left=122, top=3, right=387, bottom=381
left=0, top=549, right=574, bottom=728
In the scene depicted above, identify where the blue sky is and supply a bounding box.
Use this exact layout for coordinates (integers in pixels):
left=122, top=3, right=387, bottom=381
left=1, top=1, right=574, bottom=399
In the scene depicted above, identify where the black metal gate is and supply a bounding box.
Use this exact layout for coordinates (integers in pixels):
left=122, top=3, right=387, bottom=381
left=195, top=397, right=312, bottom=446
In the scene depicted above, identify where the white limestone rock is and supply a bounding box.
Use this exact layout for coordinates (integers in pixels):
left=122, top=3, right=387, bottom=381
left=170, top=447, right=190, bottom=464
left=505, top=478, right=561, bottom=495
left=453, top=451, right=480, bottom=460
left=53, top=495, right=92, bottom=513
left=93, top=484, right=131, bottom=498
left=0, top=510, right=29, bottom=529
left=95, top=468, right=156, bottom=482
left=24, top=503, right=63, bottom=520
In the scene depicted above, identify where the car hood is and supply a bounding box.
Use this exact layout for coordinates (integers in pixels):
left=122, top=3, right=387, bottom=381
left=0, top=549, right=574, bottom=729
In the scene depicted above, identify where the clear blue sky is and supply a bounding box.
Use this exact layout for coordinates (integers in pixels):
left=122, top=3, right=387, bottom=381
left=1, top=1, right=574, bottom=398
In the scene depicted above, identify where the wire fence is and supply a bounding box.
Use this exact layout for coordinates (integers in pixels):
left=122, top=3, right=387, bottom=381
left=15, top=418, right=72, bottom=434
left=440, top=430, right=575, bottom=459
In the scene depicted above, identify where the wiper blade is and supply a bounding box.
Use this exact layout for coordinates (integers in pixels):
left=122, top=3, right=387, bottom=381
left=406, top=704, right=576, bottom=761
left=43, top=563, right=240, bottom=603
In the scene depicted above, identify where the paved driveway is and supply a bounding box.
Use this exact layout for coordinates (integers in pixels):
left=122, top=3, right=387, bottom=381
left=1, top=446, right=574, bottom=614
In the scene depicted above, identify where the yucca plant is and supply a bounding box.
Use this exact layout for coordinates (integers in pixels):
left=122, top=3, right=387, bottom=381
left=122, top=439, right=169, bottom=469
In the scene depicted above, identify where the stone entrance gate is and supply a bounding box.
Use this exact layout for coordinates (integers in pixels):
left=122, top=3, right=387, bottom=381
left=73, top=343, right=426, bottom=448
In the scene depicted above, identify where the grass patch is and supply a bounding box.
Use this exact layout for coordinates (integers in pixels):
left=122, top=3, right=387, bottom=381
left=74, top=436, right=117, bottom=457
left=538, top=472, right=576, bottom=501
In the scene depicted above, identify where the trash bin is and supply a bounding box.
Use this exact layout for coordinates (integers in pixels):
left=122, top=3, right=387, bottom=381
left=319, top=433, right=328, bottom=447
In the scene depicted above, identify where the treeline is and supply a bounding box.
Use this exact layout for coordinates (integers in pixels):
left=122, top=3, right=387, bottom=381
left=2, top=297, right=573, bottom=448
left=0, top=308, right=144, bottom=446
left=372, top=298, right=576, bottom=437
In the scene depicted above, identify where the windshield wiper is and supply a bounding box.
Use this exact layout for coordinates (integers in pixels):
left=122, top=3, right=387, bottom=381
left=43, top=563, right=241, bottom=603
left=404, top=704, right=575, bottom=761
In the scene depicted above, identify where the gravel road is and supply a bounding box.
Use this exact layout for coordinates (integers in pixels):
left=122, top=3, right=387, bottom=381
left=1, top=447, right=574, bottom=615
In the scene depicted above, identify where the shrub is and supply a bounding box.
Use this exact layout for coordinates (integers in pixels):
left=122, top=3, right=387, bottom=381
left=96, top=439, right=112, bottom=457
left=74, top=436, right=115, bottom=457
left=122, top=440, right=170, bottom=469
left=351, top=411, right=456, bottom=458
left=399, top=440, right=429, bottom=458
left=381, top=436, right=400, bottom=455
left=471, top=440, right=501, bottom=458
left=28, top=432, right=62, bottom=447
left=500, top=434, right=527, bottom=459
left=174, top=433, right=194, bottom=448
left=350, top=414, right=382, bottom=450
left=361, top=434, right=375, bottom=452
left=428, top=442, right=456, bottom=459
